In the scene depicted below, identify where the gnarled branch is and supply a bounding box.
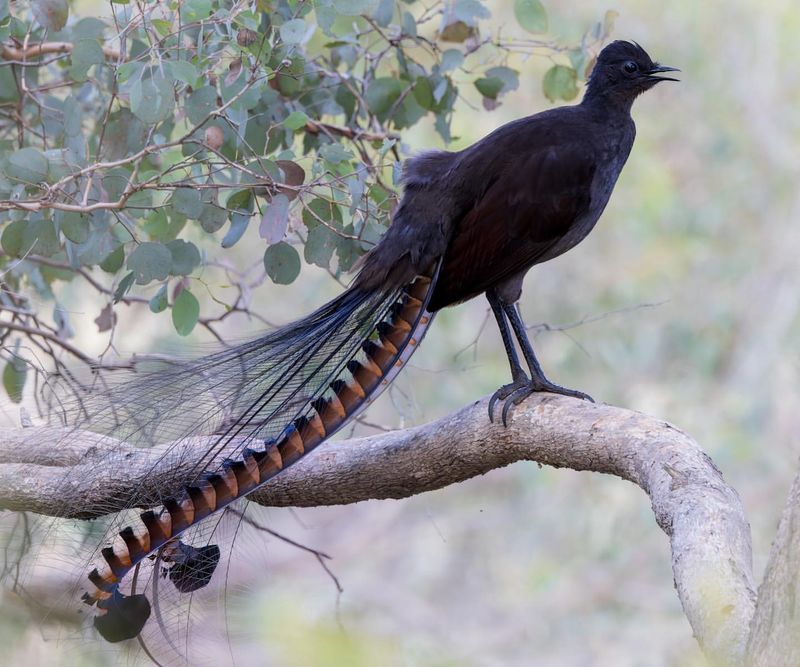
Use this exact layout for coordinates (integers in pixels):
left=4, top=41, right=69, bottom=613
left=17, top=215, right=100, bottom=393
left=0, top=395, right=771, bottom=665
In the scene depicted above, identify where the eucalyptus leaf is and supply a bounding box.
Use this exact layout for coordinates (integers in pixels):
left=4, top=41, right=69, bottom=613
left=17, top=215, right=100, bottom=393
left=113, top=271, right=136, bottom=302
left=280, top=19, right=308, bottom=44
left=186, top=86, right=218, bottom=125
left=333, top=0, right=378, bottom=16
left=513, top=0, right=547, bottom=34
left=149, top=283, right=168, bottom=313
left=166, top=239, right=201, bottom=275
left=2, top=357, right=26, bottom=403
left=168, top=60, right=200, bottom=86
left=304, top=224, right=336, bottom=269
left=542, top=64, right=578, bottom=102
left=439, top=49, right=464, bottom=73
left=259, top=194, right=290, bottom=244
left=365, top=77, right=403, bottom=117
left=127, top=241, right=172, bottom=284
left=70, top=39, right=104, bottom=81
left=284, top=110, right=309, bottom=130
left=263, top=242, right=301, bottom=284
left=57, top=210, right=89, bottom=243
left=172, top=288, right=199, bottom=336
left=319, top=142, right=353, bottom=164
left=130, top=75, right=175, bottom=124
left=4, top=148, right=48, bottom=184
left=23, top=219, right=60, bottom=257
left=221, top=211, right=250, bottom=248
left=170, top=188, right=204, bottom=218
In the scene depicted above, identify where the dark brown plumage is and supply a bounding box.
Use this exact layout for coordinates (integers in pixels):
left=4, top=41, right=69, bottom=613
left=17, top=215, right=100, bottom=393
left=355, top=40, right=677, bottom=419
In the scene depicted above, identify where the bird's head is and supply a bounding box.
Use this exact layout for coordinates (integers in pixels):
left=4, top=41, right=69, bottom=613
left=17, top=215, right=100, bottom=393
left=584, top=41, right=678, bottom=105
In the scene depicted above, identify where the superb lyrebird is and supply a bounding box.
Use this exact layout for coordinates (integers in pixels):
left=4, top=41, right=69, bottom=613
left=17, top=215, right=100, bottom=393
left=81, top=40, right=677, bottom=645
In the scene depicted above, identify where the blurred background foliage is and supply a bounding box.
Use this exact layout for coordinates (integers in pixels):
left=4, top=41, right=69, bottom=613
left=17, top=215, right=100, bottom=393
left=1, top=0, right=799, bottom=664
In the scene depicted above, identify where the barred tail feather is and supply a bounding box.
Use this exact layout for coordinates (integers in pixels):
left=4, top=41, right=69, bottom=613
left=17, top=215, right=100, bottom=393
left=81, top=263, right=440, bottom=642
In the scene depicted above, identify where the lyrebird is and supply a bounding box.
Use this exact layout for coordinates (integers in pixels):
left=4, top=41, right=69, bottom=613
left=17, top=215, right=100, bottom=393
left=82, top=40, right=676, bottom=645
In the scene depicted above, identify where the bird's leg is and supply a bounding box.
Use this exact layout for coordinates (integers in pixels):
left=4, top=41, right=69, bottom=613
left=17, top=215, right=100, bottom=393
left=495, top=302, right=594, bottom=426
left=487, top=290, right=530, bottom=422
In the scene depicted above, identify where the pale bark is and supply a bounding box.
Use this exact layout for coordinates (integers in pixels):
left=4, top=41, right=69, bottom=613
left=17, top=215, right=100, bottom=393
left=746, top=465, right=800, bottom=665
left=1, top=393, right=792, bottom=666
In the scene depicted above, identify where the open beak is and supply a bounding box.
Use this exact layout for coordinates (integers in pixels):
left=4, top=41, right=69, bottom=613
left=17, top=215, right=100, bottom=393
left=647, top=64, right=680, bottom=82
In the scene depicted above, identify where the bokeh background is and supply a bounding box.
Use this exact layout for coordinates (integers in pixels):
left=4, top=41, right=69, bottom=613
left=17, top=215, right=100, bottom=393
left=4, top=0, right=800, bottom=665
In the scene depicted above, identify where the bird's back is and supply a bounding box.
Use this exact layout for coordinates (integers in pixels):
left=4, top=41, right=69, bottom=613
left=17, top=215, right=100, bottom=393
left=354, top=103, right=635, bottom=307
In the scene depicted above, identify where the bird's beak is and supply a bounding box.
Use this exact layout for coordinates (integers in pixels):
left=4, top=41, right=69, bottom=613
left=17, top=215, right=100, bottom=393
left=646, top=64, right=680, bottom=82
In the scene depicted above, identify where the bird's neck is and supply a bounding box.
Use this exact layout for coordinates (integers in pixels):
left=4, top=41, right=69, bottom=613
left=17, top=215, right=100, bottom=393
left=580, top=85, right=635, bottom=119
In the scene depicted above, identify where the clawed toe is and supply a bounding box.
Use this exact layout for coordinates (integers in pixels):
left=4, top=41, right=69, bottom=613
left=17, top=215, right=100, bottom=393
left=490, top=379, right=594, bottom=427
left=488, top=380, right=528, bottom=422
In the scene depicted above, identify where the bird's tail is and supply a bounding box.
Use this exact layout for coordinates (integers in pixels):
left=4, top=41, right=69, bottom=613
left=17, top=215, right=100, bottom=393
left=76, top=262, right=440, bottom=642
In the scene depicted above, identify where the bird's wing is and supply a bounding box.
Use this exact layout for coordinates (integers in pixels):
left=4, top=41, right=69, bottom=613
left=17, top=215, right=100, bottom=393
left=429, top=143, right=597, bottom=309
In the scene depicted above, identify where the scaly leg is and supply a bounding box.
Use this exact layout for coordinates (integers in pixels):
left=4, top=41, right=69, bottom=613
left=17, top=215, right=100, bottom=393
left=488, top=292, right=593, bottom=426
left=486, top=290, right=530, bottom=422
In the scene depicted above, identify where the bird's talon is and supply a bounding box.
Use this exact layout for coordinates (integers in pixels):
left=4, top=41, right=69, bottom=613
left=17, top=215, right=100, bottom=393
left=490, top=379, right=593, bottom=426
left=489, top=378, right=529, bottom=423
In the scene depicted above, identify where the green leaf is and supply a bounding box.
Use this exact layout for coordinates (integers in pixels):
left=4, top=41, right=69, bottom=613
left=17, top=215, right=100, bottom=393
left=143, top=209, right=185, bottom=242
left=319, top=142, right=353, bottom=164
left=113, top=271, right=136, bottom=302
left=225, top=188, right=253, bottom=212
left=181, top=0, right=211, bottom=22
left=149, top=283, right=168, bottom=313
left=304, top=224, right=336, bottom=269
left=413, top=77, right=434, bottom=110
left=130, top=75, right=175, bottom=124
left=57, top=210, right=89, bottom=243
left=373, top=0, right=393, bottom=26
left=263, top=242, right=301, bottom=285
left=3, top=358, right=26, bottom=403
left=31, top=0, right=68, bottom=30
left=185, top=86, right=218, bottom=125
left=513, top=0, right=547, bottom=34
left=440, top=49, right=464, bottom=72
left=280, top=18, right=308, bottom=44
left=170, top=188, right=204, bottom=218
left=0, top=220, right=26, bottom=256
left=365, top=77, right=403, bottom=117
left=4, top=148, right=48, bottom=184
left=166, top=239, right=201, bottom=275
left=72, top=17, right=107, bottom=40
left=172, top=288, right=199, bottom=336
left=199, top=193, right=227, bottom=233
left=63, top=95, right=82, bottom=137
left=221, top=211, right=250, bottom=248
left=333, top=0, right=378, bottom=16
left=451, top=0, right=490, bottom=24
left=22, top=219, right=60, bottom=257
left=474, top=76, right=504, bottom=100
left=127, top=241, right=172, bottom=284
left=284, top=110, right=309, bottom=130
left=100, top=245, right=125, bottom=273
left=168, top=60, right=200, bottom=86
left=485, top=66, right=519, bottom=94
left=70, top=39, right=104, bottom=81
left=302, top=197, right=342, bottom=231
left=542, top=64, right=578, bottom=102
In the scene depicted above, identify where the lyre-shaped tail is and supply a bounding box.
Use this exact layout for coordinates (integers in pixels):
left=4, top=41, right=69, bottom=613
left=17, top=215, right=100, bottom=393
left=82, top=265, right=439, bottom=642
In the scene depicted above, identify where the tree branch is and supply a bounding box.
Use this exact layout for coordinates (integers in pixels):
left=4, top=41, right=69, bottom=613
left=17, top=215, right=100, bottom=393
left=745, top=463, right=800, bottom=664
left=1, top=42, right=120, bottom=63
left=0, top=395, right=756, bottom=665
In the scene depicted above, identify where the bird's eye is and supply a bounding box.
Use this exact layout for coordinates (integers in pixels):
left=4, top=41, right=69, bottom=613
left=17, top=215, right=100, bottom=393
left=623, top=61, right=638, bottom=73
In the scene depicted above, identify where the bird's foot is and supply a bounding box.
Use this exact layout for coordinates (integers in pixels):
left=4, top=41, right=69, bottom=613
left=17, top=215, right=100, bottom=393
left=491, top=378, right=594, bottom=427
left=488, top=377, right=530, bottom=423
